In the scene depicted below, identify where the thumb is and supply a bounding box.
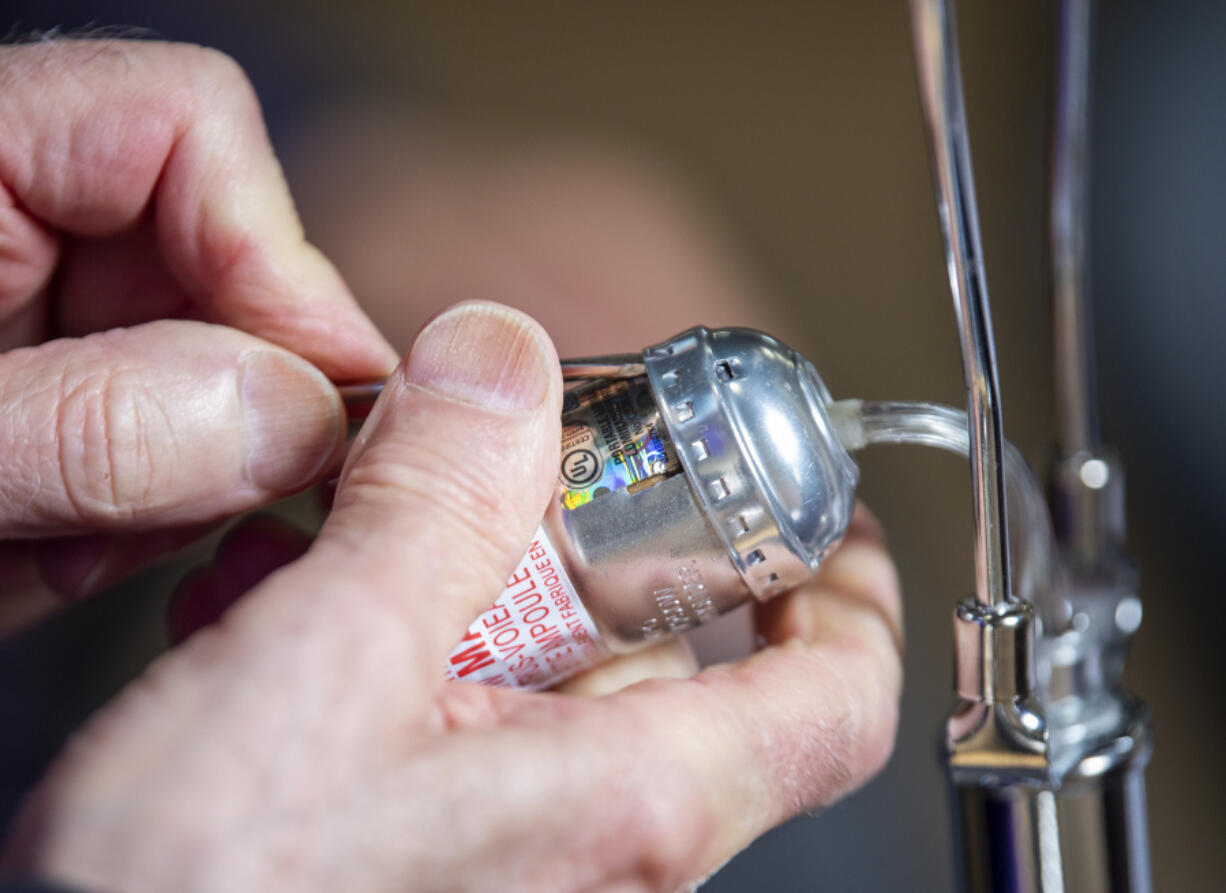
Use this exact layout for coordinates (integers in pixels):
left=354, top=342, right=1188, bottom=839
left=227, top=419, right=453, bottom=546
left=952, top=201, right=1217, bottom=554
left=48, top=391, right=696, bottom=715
left=289, top=301, right=563, bottom=683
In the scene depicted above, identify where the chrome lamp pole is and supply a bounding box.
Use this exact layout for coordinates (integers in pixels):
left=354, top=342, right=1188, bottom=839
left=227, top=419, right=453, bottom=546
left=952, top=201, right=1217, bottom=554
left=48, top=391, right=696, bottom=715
left=906, top=0, right=1153, bottom=889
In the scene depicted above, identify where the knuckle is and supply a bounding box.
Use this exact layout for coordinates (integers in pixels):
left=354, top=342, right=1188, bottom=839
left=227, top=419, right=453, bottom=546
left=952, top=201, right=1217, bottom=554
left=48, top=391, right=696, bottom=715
left=793, top=649, right=899, bottom=803
left=597, top=699, right=720, bottom=890
left=189, top=45, right=261, bottom=116
left=630, top=797, right=708, bottom=892
left=714, top=644, right=899, bottom=816
left=53, top=366, right=175, bottom=524
left=0, top=37, right=113, bottom=78
left=190, top=45, right=248, bottom=89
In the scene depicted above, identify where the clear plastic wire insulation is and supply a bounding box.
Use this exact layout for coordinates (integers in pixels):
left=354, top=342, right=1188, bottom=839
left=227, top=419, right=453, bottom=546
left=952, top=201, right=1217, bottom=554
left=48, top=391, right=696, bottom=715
left=831, top=400, right=1064, bottom=627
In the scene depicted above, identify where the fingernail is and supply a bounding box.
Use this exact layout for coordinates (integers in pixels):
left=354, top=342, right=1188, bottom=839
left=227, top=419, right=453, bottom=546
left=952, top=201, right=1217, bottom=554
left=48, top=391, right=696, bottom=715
left=404, top=303, right=552, bottom=411
left=241, top=351, right=344, bottom=493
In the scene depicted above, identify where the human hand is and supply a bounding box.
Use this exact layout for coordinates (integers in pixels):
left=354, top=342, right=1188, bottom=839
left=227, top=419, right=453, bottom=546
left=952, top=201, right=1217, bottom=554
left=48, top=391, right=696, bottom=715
left=0, top=40, right=397, bottom=631
left=3, top=302, right=902, bottom=892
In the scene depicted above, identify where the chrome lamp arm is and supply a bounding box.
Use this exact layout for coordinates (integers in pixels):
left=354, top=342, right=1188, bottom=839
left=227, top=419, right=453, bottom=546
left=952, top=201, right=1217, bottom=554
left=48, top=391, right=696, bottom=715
left=907, top=0, right=1153, bottom=890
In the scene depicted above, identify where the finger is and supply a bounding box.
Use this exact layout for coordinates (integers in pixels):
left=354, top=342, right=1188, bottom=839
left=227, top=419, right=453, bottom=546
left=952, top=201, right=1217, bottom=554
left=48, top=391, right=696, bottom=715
left=168, top=515, right=310, bottom=645
left=0, top=289, right=50, bottom=351
left=380, top=510, right=898, bottom=890
left=0, top=40, right=396, bottom=378
left=0, top=320, right=345, bottom=538
left=754, top=502, right=901, bottom=653
left=53, top=214, right=194, bottom=338
left=269, top=301, right=562, bottom=683
left=0, top=542, right=60, bottom=635
left=579, top=508, right=902, bottom=885
left=0, top=178, right=57, bottom=331
left=553, top=637, right=700, bottom=697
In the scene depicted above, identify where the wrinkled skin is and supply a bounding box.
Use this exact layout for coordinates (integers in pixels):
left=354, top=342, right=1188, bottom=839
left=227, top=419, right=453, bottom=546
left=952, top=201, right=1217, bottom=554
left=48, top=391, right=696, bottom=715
left=0, top=41, right=902, bottom=893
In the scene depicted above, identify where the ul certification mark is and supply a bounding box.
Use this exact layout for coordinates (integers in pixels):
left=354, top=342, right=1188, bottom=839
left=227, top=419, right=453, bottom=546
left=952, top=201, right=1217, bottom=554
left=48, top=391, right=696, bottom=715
left=561, top=425, right=602, bottom=488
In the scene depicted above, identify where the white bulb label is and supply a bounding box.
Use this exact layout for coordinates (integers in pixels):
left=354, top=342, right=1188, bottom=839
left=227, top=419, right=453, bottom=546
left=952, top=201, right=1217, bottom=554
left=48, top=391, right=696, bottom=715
left=444, top=526, right=605, bottom=690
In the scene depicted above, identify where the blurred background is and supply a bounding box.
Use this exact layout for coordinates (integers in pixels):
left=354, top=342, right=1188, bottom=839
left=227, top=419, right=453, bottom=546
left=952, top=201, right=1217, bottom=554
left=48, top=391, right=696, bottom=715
left=2, top=0, right=1223, bottom=889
